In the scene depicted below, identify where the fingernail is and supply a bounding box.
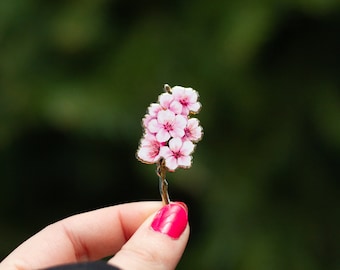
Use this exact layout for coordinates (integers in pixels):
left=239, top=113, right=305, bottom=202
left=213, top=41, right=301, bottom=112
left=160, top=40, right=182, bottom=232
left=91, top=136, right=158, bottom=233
left=151, top=202, right=188, bottom=239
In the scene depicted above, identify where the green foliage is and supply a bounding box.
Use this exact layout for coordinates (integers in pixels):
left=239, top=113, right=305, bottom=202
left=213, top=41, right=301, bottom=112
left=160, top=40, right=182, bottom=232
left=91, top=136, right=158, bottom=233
left=0, top=1, right=339, bottom=269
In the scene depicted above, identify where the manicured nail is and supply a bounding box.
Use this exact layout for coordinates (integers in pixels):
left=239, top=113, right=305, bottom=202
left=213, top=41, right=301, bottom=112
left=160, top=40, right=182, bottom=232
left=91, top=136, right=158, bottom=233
left=151, top=202, right=188, bottom=239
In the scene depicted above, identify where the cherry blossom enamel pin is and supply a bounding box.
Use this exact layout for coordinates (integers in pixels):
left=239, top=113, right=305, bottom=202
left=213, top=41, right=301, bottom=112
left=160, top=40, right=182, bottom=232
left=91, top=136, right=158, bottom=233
left=136, top=84, right=203, bottom=205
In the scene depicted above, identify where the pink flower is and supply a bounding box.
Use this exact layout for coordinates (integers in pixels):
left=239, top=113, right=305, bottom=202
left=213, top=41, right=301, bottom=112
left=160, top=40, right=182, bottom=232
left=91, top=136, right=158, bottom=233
left=160, top=137, right=195, bottom=171
left=137, top=133, right=165, bottom=164
left=148, top=103, right=163, bottom=116
left=159, top=92, right=173, bottom=108
left=171, top=86, right=201, bottom=115
left=147, top=109, right=187, bottom=142
left=137, top=84, right=202, bottom=171
left=183, top=118, right=203, bottom=142
left=142, top=103, right=162, bottom=128
left=159, top=92, right=182, bottom=114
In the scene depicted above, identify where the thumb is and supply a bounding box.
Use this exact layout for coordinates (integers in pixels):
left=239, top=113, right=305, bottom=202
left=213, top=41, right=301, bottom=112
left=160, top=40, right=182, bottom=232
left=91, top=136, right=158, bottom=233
left=108, top=202, right=189, bottom=270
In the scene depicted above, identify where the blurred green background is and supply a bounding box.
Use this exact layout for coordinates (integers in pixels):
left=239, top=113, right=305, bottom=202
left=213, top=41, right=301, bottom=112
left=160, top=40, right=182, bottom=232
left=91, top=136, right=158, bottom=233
left=1, top=0, right=339, bottom=269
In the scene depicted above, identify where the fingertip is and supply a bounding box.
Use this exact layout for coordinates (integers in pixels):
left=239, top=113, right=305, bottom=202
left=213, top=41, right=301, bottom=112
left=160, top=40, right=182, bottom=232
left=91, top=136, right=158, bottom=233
left=151, top=202, right=188, bottom=239
left=172, top=201, right=188, bottom=212
left=109, top=202, right=190, bottom=270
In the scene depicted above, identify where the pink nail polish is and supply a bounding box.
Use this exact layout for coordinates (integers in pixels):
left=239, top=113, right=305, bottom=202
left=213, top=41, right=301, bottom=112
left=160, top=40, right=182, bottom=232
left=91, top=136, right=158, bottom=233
left=151, top=202, right=188, bottom=239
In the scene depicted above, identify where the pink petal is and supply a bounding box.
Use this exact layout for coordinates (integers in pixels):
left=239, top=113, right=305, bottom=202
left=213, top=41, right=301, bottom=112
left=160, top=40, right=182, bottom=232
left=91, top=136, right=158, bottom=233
left=139, top=137, right=149, bottom=147
left=159, top=146, right=172, bottom=158
left=177, top=155, right=192, bottom=168
left=169, top=100, right=182, bottom=115
left=186, top=88, right=198, bottom=103
left=187, top=118, right=199, bottom=128
left=170, top=115, right=186, bottom=138
left=137, top=146, right=155, bottom=164
left=141, top=133, right=157, bottom=146
left=165, top=156, right=178, bottom=171
left=171, top=86, right=185, bottom=98
left=181, top=107, right=190, bottom=116
left=148, top=103, right=162, bottom=116
left=170, top=127, right=185, bottom=138
left=191, top=125, right=203, bottom=141
left=156, top=128, right=170, bottom=142
left=144, top=133, right=157, bottom=141
left=157, top=110, right=175, bottom=124
left=168, top=137, right=183, bottom=152
left=159, top=93, right=174, bottom=109
left=147, top=119, right=161, bottom=133
left=189, top=101, right=201, bottom=113
left=142, top=114, right=154, bottom=127
left=181, top=140, right=195, bottom=155
left=185, top=118, right=203, bottom=141
left=174, top=114, right=187, bottom=128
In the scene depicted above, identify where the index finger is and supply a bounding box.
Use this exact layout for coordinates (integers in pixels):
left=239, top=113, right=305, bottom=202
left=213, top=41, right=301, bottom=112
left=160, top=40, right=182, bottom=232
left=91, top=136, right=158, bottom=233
left=0, top=201, right=163, bottom=270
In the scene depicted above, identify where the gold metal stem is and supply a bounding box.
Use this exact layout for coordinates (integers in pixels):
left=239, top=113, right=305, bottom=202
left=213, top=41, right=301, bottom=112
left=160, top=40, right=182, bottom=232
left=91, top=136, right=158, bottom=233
left=157, top=158, right=170, bottom=205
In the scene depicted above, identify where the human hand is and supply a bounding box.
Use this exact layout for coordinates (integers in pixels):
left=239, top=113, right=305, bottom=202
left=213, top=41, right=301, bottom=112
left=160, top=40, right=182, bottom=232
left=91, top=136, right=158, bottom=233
left=0, top=201, right=189, bottom=270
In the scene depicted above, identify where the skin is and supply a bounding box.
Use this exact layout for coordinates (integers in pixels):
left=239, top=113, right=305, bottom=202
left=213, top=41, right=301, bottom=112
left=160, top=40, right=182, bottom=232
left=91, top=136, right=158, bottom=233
left=0, top=201, right=190, bottom=270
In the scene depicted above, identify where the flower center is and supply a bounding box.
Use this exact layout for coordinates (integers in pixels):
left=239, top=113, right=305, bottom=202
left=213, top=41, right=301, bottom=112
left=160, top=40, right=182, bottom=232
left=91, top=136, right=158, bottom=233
left=151, top=148, right=159, bottom=157
left=173, top=151, right=182, bottom=159
left=164, top=123, right=173, bottom=131
left=150, top=144, right=160, bottom=158
left=180, top=98, right=189, bottom=106
left=184, top=127, right=191, bottom=137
